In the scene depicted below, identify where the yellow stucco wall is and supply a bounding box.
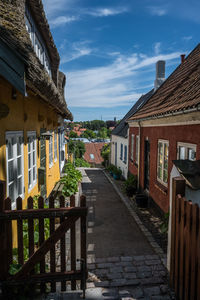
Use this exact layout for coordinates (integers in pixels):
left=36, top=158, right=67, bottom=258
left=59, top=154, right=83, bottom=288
left=0, top=77, right=61, bottom=246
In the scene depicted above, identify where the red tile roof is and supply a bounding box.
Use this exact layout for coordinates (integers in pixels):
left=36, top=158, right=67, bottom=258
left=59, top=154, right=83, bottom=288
left=84, top=143, right=106, bottom=165
left=129, top=44, right=200, bottom=121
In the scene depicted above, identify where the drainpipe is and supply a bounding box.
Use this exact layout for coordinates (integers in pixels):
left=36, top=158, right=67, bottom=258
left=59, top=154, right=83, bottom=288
left=137, top=121, right=141, bottom=191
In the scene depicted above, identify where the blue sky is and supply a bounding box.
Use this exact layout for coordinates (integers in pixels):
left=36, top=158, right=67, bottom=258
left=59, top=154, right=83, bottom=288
left=43, top=0, right=200, bottom=121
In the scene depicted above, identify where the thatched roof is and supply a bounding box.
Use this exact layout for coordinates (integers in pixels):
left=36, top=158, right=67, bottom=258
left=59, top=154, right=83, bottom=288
left=0, top=0, right=73, bottom=120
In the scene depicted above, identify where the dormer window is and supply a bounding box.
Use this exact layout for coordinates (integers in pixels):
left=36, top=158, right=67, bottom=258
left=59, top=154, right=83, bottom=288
left=25, top=5, right=52, bottom=77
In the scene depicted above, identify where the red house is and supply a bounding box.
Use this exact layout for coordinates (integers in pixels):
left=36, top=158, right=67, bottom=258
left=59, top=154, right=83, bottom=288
left=128, top=45, right=200, bottom=213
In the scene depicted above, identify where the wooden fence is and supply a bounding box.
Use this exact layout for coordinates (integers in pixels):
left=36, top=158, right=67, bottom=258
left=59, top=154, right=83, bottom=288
left=170, top=177, right=200, bottom=300
left=0, top=194, right=87, bottom=297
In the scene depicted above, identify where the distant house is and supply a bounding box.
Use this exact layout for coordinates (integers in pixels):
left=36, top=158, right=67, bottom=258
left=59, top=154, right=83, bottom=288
left=128, top=47, right=200, bottom=213
left=0, top=0, right=72, bottom=219
left=84, top=143, right=105, bottom=166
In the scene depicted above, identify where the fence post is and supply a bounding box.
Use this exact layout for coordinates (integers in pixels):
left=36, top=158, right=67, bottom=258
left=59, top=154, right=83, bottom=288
left=170, top=177, right=185, bottom=291
left=70, top=195, right=76, bottom=290
left=80, top=195, right=87, bottom=293
left=0, top=181, right=6, bottom=281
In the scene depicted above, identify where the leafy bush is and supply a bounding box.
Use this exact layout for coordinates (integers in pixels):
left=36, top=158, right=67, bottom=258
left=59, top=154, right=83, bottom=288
left=68, top=140, right=86, bottom=158
left=61, top=162, right=82, bottom=197
left=113, top=166, right=122, bottom=177
left=123, top=174, right=137, bottom=197
left=160, top=212, right=169, bottom=233
left=101, top=143, right=110, bottom=165
left=75, top=158, right=90, bottom=167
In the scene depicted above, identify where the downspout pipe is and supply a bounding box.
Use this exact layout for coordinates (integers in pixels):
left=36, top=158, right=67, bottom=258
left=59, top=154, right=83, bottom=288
left=137, top=121, right=141, bottom=191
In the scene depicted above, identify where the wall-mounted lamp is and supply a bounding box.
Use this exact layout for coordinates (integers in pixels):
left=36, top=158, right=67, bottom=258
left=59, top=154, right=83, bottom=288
left=40, top=131, right=53, bottom=140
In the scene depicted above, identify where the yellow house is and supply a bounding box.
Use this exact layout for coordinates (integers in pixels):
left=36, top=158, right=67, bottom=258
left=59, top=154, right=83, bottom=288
left=0, top=0, right=72, bottom=244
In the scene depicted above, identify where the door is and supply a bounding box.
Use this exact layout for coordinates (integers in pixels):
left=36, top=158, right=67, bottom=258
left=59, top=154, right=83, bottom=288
left=40, top=129, right=46, bottom=198
left=6, top=131, right=24, bottom=205
left=144, top=140, right=150, bottom=190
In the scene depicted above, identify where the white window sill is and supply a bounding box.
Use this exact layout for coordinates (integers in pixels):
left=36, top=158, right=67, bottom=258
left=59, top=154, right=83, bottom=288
left=157, top=177, right=168, bottom=188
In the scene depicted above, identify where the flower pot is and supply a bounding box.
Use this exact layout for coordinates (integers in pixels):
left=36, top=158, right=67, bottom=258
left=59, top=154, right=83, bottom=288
left=135, top=194, right=148, bottom=208
left=113, top=173, right=120, bottom=180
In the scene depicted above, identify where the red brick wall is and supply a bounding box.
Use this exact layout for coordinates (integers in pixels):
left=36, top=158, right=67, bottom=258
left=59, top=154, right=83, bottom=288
left=129, top=124, right=200, bottom=212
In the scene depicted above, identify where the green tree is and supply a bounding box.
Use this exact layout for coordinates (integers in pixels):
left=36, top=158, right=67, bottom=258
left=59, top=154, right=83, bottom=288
left=98, top=127, right=108, bottom=139
left=81, top=129, right=96, bottom=139
left=69, top=131, right=78, bottom=138
left=68, top=140, right=86, bottom=158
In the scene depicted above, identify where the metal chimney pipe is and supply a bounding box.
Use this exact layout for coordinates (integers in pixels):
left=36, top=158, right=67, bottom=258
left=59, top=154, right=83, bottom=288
left=154, top=60, right=165, bottom=91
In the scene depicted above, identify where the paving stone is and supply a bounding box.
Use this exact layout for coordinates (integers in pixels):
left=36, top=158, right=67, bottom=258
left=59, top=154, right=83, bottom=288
left=110, top=279, right=127, bottom=287
left=95, top=258, right=107, bottom=263
left=119, top=290, right=131, bottom=297
left=128, top=287, right=144, bottom=299
left=137, top=266, right=151, bottom=272
left=95, top=268, right=109, bottom=275
left=107, top=273, right=122, bottom=280
left=107, top=257, right=120, bottom=263
left=124, top=273, right=137, bottom=279
left=87, top=263, right=95, bottom=270
left=143, top=286, right=161, bottom=296
left=116, top=262, right=131, bottom=267
left=110, top=267, right=123, bottom=273
left=124, top=279, right=140, bottom=286
left=160, top=285, right=169, bottom=295
left=121, top=257, right=133, bottom=262
left=133, top=261, right=144, bottom=266
left=102, top=288, right=118, bottom=297
left=145, top=255, right=159, bottom=260
left=136, top=271, right=152, bottom=279
left=87, top=282, right=95, bottom=288
left=85, top=287, right=104, bottom=299
left=124, top=266, right=137, bottom=272
left=145, top=260, right=161, bottom=266
left=151, top=296, right=171, bottom=300
left=141, top=277, right=165, bottom=285
left=97, top=263, right=114, bottom=269
left=95, top=281, right=110, bottom=287
left=133, top=255, right=145, bottom=261
left=151, top=265, right=166, bottom=271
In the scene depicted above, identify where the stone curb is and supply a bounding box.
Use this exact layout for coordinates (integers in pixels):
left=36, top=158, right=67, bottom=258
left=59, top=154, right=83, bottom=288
left=103, top=170, right=167, bottom=268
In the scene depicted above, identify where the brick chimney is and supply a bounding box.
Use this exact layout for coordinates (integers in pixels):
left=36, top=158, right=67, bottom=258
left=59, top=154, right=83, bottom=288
left=154, top=60, right=165, bottom=91
left=181, top=54, right=185, bottom=63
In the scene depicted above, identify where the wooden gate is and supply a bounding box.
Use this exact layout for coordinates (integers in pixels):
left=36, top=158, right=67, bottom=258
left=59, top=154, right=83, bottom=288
left=170, top=177, right=200, bottom=300
left=0, top=194, right=87, bottom=297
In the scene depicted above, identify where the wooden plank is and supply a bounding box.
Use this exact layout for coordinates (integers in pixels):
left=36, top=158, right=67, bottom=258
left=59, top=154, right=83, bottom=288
left=28, top=197, right=34, bottom=259
left=49, top=196, right=56, bottom=292
left=13, top=216, right=79, bottom=279
left=80, top=195, right=87, bottom=291
left=0, top=207, right=87, bottom=219
left=7, top=270, right=83, bottom=285
left=17, top=197, right=24, bottom=265
left=170, top=177, right=185, bottom=288
left=174, top=195, right=181, bottom=297
left=60, top=195, right=66, bottom=291
left=179, top=198, right=186, bottom=300
left=190, top=204, right=198, bottom=300
left=5, top=198, right=13, bottom=277
left=197, top=207, right=200, bottom=300
left=184, top=201, right=192, bottom=300
left=70, top=195, right=76, bottom=290
left=38, top=196, right=45, bottom=293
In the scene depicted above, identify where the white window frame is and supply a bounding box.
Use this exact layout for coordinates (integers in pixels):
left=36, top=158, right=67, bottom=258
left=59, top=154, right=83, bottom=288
left=135, top=135, right=139, bottom=165
left=49, top=135, right=53, bottom=168
left=130, top=134, right=134, bottom=161
left=157, top=139, right=169, bottom=186
left=27, top=131, right=37, bottom=192
left=177, top=142, right=196, bottom=161
left=25, top=5, right=51, bottom=77
left=6, top=131, right=24, bottom=208
left=54, top=131, right=57, bottom=162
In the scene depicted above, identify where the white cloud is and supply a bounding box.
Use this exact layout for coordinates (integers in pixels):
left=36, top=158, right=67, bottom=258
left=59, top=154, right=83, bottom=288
left=182, top=36, right=193, bottom=41
left=86, top=7, right=128, bottom=17
left=50, top=15, right=78, bottom=28
left=42, top=0, right=75, bottom=17
left=61, top=41, right=93, bottom=63
left=64, top=51, right=180, bottom=108
left=148, top=6, right=168, bottom=16
left=154, top=42, right=161, bottom=55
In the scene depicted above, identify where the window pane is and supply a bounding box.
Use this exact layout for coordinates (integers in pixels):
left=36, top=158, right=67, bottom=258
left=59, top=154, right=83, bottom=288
left=188, top=148, right=196, bottom=161
left=17, top=177, right=22, bottom=195
left=28, top=170, right=31, bottom=186
left=179, top=146, right=185, bottom=159
left=8, top=160, right=14, bottom=182
left=33, top=139, right=35, bottom=150
left=33, top=150, right=35, bottom=165
left=9, top=183, right=15, bottom=202
left=17, top=157, right=22, bottom=176
left=7, top=139, right=13, bottom=160
left=28, top=153, right=31, bottom=169
left=157, top=166, right=162, bottom=180
left=17, top=137, right=21, bottom=156
left=163, top=170, right=168, bottom=183
left=28, top=140, right=31, bottom=152
left=33, top=167, right=36, bottom=181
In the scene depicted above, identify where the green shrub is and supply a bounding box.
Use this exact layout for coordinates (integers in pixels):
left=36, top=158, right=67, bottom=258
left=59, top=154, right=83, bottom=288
left=61, top=162, right=82, bottom=197
left=75, top=158, right=90, bottom=167
left=123, top=174, right=137, bottom=197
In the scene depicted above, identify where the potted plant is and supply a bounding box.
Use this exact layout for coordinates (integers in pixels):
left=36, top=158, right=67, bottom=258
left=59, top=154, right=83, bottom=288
left=113, top=166, right=122, bottom=180
left=123, top=174, right=137, bottom=197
